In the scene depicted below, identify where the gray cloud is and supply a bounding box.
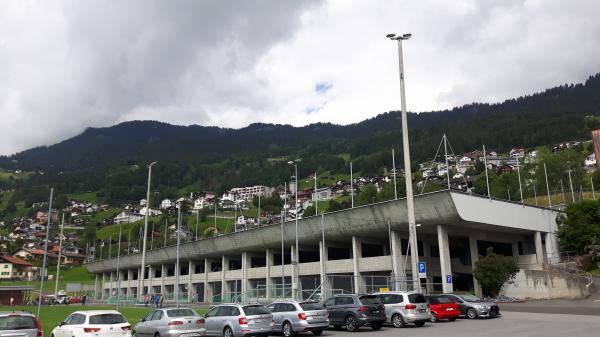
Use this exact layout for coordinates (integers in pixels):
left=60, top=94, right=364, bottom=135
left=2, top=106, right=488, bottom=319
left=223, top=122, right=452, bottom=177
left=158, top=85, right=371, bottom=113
left=1, top=0, right=599, bottom=155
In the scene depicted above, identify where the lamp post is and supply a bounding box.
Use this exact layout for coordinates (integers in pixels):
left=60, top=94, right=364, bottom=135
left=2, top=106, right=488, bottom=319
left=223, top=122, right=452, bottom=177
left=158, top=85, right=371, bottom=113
left=139, top=161, right=157, bottom=301
left=288, top=159, right=300, bottom=299
left=386, top=33, right=420, bottom=289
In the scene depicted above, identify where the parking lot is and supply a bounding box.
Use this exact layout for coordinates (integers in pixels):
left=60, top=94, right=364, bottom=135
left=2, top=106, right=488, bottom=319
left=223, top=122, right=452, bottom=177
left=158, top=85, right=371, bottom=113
left=319, top=311, right=600, bottom=337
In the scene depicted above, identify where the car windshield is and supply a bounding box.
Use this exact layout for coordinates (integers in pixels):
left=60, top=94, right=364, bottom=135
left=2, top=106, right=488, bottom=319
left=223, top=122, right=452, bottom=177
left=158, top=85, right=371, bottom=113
left=89, top=314, right=126, bottom=324
left=242, top=305, right=270, bottom=316
left=299, top=302, right=325, bottom=311
left=0, top=316, right=36, bottom=330
left=166, top=309, right=197, bottom=317
left=359, top=295, right=381, bottom=305
left=460, top=294, right=481, bottom=302
left=426, top=296, right=452, bottom=304
left=408, top=293, right=427, bottom=303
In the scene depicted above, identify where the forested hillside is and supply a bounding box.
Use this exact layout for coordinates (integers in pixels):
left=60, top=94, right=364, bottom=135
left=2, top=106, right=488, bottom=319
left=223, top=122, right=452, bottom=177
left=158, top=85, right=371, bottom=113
left=1, top=73, right=600, bottom=208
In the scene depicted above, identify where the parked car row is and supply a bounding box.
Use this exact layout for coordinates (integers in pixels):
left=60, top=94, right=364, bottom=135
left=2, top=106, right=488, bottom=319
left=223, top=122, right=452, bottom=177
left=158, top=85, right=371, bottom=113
left=22, top=293, right=499, bottom=337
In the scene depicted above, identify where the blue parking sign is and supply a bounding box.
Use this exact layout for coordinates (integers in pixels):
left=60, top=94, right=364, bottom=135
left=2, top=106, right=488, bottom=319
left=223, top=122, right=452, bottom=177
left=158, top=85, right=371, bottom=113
left=446, top=275, right=453, bottom=284
left=418, top=262, right=426, bottom=278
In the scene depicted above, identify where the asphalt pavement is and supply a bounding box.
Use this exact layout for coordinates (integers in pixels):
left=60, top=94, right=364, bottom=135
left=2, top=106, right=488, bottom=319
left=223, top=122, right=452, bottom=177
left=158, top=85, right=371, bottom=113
left=318, top=311, right=600, bottom=337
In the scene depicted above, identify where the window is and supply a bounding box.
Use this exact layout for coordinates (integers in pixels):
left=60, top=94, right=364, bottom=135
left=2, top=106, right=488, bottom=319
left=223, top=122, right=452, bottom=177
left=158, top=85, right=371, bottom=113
left=266, top=304, right=275, bottom=312
left=0, top=315, right=36, bottom=330
left=335, top=297, right=354, bottom=305
left=205, top=307, right=218, bottom=318
left=324, top=298, right=336, bottom=307
left=426, top=296, right=452, bottom=304
left=216, top=306, right=236, bottom=317
left=167, top=309, right=197, bottom=317
left=89, top=314, right=126, bottom=324
left=66, top=314, right=86, bottom=325
left=242, top=305, right=270, bottom=316
left=359, top=295, right=382, bottom=305
left=150, top=311, right=163, bottom=321
left=299, top=302, right=324, bottom=311
left=407, top=293, right=427, bottom=304
left=377, top=294, right=403, bottom=304
left=143, top=312, right=155, bottom=321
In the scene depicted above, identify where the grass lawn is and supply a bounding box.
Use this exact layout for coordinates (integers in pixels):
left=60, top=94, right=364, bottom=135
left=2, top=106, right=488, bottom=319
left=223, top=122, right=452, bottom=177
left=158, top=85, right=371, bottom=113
left=0, top=266, right=95, bottom=293
left=0, top=305, right=209, bottom=336
left=523, top=191, right=596, bottom=207
left=67, top=192, right=98, bottom=203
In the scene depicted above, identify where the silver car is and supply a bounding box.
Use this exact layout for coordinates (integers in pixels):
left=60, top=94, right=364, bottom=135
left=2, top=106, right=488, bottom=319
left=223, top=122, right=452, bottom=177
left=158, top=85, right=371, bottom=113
left=373, top=291, right=431, bottom=328
left=266, top=300, right=329, bottom=336
left=204, top=304, right=273, bottom=337
left=440, top=294, right=500, bottom=319
left=134, top=308, right=205, bottom=337
left=0, top=311, right=42, bottom=337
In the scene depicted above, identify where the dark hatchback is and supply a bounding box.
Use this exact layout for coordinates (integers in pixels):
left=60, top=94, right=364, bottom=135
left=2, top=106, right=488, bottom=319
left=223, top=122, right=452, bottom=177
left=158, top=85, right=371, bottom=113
left=323, top=294, right=386, bottom=332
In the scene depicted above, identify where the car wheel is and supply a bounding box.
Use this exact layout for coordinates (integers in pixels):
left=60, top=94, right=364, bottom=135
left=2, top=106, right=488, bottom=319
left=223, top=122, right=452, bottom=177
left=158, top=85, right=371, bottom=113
left=223, top=326, right=234, bottom=337
left=392, top=314, right=406, bottom=328
left=467, top=308, right=478, bottom=319
left=371, top=324, right=383, bottom=330
left=283, top=321, right=295, bottom=337
left=312, top=330, right=323, bottom=336
left=345, top=315, right=359, bottom=332
left=415, top=321, right=426, bottom=327
left=155, top=333, right=161, bottom=337
left=430, top=312, right=438, bottom=323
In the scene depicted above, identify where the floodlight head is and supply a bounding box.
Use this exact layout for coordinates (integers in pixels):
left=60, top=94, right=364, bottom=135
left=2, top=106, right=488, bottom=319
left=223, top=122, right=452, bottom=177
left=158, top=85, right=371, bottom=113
left=401, top=33, right=412, bottom=39
left=386, top=33, right=396, bottom=39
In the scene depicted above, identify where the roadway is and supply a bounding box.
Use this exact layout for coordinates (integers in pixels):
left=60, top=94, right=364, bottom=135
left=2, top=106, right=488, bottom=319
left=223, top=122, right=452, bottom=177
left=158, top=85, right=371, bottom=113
left=318, top=311, right=600, bottom=337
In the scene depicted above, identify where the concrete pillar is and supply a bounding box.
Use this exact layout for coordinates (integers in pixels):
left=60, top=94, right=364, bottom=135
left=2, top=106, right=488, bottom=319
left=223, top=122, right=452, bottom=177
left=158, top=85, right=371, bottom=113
left=188, top=260, right=194, bottom=302
left=390, top=231, right=405, bottom=291
left=109, top=271, right=114, bottom=297
left=204, top=259, right=210, bottom=303
left=266, top=249, right=273, bottom=301
left=423, top=239, right=433, bottom=293
left=437, top=225, right=453, bottom=293
left=291, top=245, right=297, bottom=299
left=468, top=236, right=482, bottom=297
left=512, top=242, right=520, bottom=263
left=94, top=274, right=99, bottom=300
left=352, top=236, right=361, bottom=293
left=545, top=232, right=558, bottom=264
left=241, top=252, right=249, bottom=302
left=221, top=256, right=229, bottom=298
left=319, top=240, right=328, bottom=297
left=534, top=232, right=545, bottom=265
left=160, top=265, right=166, bottom=294
left=147, top=266, right=153, bottom=294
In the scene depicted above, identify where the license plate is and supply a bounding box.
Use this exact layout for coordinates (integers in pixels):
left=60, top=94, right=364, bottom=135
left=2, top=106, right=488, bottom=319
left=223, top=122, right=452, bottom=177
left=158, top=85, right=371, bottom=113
left=372, top=310, right=380, bottom=314
left=182, top=334, right=201, bottom=337
left=254, top=319, right=264, bottom=323
left=418, top=309, right=426, bottom=313
left=446, top=308, right=454, bottom=311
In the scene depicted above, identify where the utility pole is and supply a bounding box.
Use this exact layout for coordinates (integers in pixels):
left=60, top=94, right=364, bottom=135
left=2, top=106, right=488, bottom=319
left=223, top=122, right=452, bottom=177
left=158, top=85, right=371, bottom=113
left=444, top=134, right=450, bottom=189
left=483, top=145, right=491, bottom=199
left=139, top=161, right=157, bottom=301
left=387, top=33, right=420, bottom=289
left=392, top=148, right=398, bottom=199
left=350, top=162, right=354, bottom=208
left=175, top=201, right=182, bottom=308
left=516, top=157, right=524, bottom=205
left=116, top=222, right=123, bottom=310
left=258, top=194, right=261, bottom=226
left=54, top=213, right=65, bottom=297
left=280, top=210, right=285, bottom=298
left=544, top=163, right=552, bottom=209
left=37, top=188, right=53, bottom=318
left=567, top=167, right=575, bottom=203
left=195, top=207, right=199, bottom=241
left=314, top=172, right=318, bottom=215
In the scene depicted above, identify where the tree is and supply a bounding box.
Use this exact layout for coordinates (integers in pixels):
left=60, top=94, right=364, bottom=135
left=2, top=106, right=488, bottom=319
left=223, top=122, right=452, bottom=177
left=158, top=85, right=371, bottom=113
left=473, top=247, right=519, bottom=297
left=81, top=223, right=97, bottom=248
left=557, top=200, right=600, bottom=254
left=357, top=184, right=378, bottom=206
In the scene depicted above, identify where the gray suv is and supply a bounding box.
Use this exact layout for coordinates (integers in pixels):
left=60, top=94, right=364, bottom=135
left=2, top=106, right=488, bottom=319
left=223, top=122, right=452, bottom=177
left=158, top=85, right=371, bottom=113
left=440, top=294, right=500, bottom=319
left=134, top=308, right=205, bottom=337
left=323, top=294, right=386, bottom=332
left=0, top=311, right=42, bottom=337
left=204, top=304, right=273, bottom=337
left=373, top=291, right=430, bottom=328
left=266, top=300, right=329, bottom=336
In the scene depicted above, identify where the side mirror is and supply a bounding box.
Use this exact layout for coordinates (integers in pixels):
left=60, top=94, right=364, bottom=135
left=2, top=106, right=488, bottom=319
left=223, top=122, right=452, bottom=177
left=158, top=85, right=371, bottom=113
left=58, top=321, right=65, bottom=327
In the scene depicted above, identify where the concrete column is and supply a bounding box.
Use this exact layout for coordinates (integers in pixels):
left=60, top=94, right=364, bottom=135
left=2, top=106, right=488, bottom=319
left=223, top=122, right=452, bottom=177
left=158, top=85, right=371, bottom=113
left=512, top=242, right=520, bottom=263
left=534, top=232, right=545, bottom=265
left=352, top=236, right=361, bottom=293
left=545, top=232, right=558, bottom=264
left=188, top=260, right=194, bottom=302
left=101, top=273, right=106, bottom=300
left=109, top=271, right=114, bottom=297
left=390, top=231, right=405, bottom=291
left=423, top=239, right=433, bottom=293
left=241, top=252, right=249, bottom=302
left=204, top=259, right=210, bottom=303
left=468, top=236, right=482, bottom=297
left=291, top=245, right=297, bottom=299
left=94, top=274, right=99, bottom=300
left=221, top=256, right=229, bottom=298
left=265, top=249, right=273, bottom=301
left=437, top=225, right=453, bottom=293
left=147, top=266, right=153, bottom=294
left=160, top=265, right=166, bottom=294
left=319, top=240, right=328, bottom=297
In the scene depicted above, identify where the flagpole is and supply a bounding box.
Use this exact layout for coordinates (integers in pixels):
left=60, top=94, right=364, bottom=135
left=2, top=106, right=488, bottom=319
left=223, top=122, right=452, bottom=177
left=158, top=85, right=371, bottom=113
left=54, top=213, right=65, bottom=297
left=516, top=157, right=524, bottom=205
left=483, top=145, right=491, bottom=200
left=116, top=222, right=122, bottom=310
left=350, top=162, right=354, bottom=208
left=544, top=163, right=552, bottom=209
left=392, top=149, right=398, bottom=200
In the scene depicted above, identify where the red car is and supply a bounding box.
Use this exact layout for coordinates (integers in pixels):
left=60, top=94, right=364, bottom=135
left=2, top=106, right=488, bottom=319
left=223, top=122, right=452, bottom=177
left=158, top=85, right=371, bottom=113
left=426, top=295, right=459, bottom=322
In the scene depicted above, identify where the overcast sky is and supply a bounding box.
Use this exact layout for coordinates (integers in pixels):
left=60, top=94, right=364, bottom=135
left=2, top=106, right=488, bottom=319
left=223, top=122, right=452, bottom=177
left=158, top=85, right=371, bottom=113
left=1, top=0, right=599, bottom=156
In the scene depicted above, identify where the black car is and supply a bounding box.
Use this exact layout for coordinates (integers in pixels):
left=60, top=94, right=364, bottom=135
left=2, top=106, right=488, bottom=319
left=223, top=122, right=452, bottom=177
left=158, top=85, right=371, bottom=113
left=323, top=294, right=386, bottom=332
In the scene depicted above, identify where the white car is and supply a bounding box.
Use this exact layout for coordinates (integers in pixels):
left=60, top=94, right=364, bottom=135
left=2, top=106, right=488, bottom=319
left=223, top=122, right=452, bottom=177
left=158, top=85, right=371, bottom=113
left=51, top=310, right=131, bottom=337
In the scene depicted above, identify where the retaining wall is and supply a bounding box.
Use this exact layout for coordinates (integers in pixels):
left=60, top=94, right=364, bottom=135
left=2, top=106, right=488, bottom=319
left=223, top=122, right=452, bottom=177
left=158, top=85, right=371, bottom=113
left=503, top=269, right=591, bottom=299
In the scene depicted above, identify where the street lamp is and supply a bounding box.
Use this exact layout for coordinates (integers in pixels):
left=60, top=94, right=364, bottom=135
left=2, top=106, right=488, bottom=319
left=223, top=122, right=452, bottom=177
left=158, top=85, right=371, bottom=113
left=288, top=159, right=300, bottom=299
left=139, top=161, right=157, bottom=301
left=386, top=33, right=420, bottom=289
